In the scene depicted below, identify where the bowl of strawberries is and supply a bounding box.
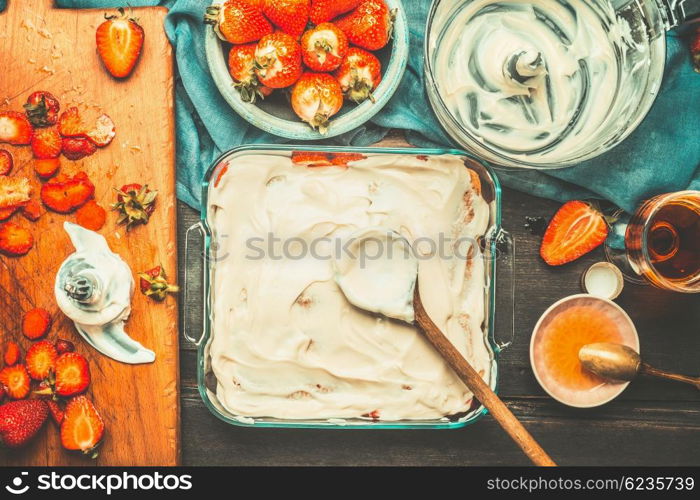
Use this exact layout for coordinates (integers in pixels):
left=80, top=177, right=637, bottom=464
left=204, top=0, right=408, bottom=139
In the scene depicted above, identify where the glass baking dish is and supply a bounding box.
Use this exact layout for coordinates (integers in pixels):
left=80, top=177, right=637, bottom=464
left=184, top=145, right=514, bottom=429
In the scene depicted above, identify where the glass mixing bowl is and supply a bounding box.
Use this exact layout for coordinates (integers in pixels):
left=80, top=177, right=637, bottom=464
left=424, top=0, right=696, bottom=169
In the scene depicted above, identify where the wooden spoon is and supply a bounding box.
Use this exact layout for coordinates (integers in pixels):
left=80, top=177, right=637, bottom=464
left=413, top=286, right=556, bottom=466
left=579, top=342, right=700, bottom=390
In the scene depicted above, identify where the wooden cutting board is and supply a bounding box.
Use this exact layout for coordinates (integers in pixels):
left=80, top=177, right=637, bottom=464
left=0, top=0, right=178, bottom=465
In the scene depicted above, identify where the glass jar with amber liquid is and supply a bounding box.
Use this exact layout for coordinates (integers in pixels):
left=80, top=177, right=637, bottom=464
left=621, top=191, right=700, bottom=292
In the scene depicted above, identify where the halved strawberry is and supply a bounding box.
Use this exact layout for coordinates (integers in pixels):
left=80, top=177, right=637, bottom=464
left=0, top=364, right=31, bottom=399
left=60, top=395, right=104, bottom=457
left=0, top=222, right=33, bottom=256
left=54, top=352, right=91, bottom=397
left=22, top=308, right=52, bottom=340
left=0, top=111, right=33, bottom=145
left=75, top=200, right=107, bottom=231
left=62, top=137, right=96, bottom=161
left=34, top=158, right=61, bottom=179
left=0, top=149, right=13, bottom=176
left=31, top=127, right=62, bottom=159
left=96, top=8, right=145, bottom=78
left=540, top=200, right=609, bottom=266
left=25, top=340, right=58, bottom=381
left=21, top=200, right=42, bottom=222
left=41, top=171, right=95, bottom=213
left=47, top=399, right=65, bottom=426
left=4, top=341, right=21, bottom=366
left=86, top=114, right=115, bottom=147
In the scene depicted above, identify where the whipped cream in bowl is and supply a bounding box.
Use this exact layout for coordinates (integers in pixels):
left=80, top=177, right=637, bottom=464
left=425, top=0, right=666, bottom=168
left=195, top=147, right=507, bottom=428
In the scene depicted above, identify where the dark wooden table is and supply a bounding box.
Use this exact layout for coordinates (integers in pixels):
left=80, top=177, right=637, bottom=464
left=176, top=182, right=700, bottom=466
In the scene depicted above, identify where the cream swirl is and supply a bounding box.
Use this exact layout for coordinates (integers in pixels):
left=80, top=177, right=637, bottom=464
left=206, top=153, right=493, bottom=421
left=431, top=0, right=654, bottom=164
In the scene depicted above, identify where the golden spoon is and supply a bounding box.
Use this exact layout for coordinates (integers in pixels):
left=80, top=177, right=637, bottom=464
left=579, top=342, right=700, bottom=389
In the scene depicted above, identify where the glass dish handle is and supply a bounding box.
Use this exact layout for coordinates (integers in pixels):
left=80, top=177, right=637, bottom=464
left=493, top=228, right=515, bottom=353
left=183, top=221, right=207, bottom=346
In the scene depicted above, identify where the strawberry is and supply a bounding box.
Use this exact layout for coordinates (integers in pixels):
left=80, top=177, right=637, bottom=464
left=21, top=200, right=42, bottom=222
left=138, top=265, right=179, bottom=301
left=291, top=151, right=333, bottom=166
left=4, top=341, right=21, bottom=366
left=34, top=158, right=61, bottom=179
left=0, top=111, right=33, bottom=145
left=228, top=44, right=272, bottom=103
left=0, top=364, right=31, bottom=399
left=0, top=206, right=18, bottom=221
left=75, top=200, right=107, bottom=231
left=0, top=222, right=33, bottom=256
left=330, top=152, right=366, bottom=166
left=334, top=47, right=381, bottom=103
left=0, top=149, right=13, bottom=176
left=0, top=386, right=4, bottom=402
left=301, top=23, right=348, bottom=72
left=691, top=28, right=700, bottom=73
left=58, top=107, right=87, bottom=138
left=0, top=176, right=32, bottom=210
left=96, top=8, right=145, bottom=78
left=55, top=339, right=75, bottom=355
left=31, top=127, right=62, bottom=159
left=204, top=0, right=273, bottom=45
left=47, top=399, right=65, bottom=426
left=540, top=200, right=609, bottom=266
left=0, top=399, right=48, bottom=448
left=336, top=0, right=394, bottom=51
left=60, top=395, right=104, bottom=456
left=54, top=352, right=91, bottom=397
left=25, top=341, right=58, bottom=381
left=24, top=91, right=60, bottom=128
left=62, top=137, right=97, bottom=161
left=86, top=114, right=116, bottom=147
left=262, top=0, right=309, bottom=39
left=291, top=72, right=343, bottom=133
left=22, top=308, right=52, bottom=340
left=255, top=32, right=303, bottom=89
left=309, top=0, right=361, bottom=24
left=41, top=171, right=95, bottom=213
left=112, top=183, right=157, bottom=229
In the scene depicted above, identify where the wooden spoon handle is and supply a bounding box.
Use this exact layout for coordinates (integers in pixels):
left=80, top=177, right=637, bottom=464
left=414, top=289, right=556, bottom=466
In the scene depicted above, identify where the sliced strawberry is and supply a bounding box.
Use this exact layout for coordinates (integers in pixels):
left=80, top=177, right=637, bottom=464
left=24, top=91, right=60, bottom=128
left=4, top=341, right=21, bottom=366
left=330, top=152, right=366, bottom=166
left=25, top=340, right=58, bottom=380
left=86, top=114, right=116, bottom=147
left=62, top=137, right=96, bottom=161
left=0, top=176, right=32, bottom=209
left=31, top=127, right=63, bottom=159
left=47, top=399, right=65, bottom=426
left=0, top=149, right=13, bottom=176
left=291, top=151, right=333, bottom=167
left=0, top=364, right=31, bottom=399
left=55, top=339, right=75, bottom=355
left=75, top=200, right=107, bottom=231
left=54, top=352, right=91, bottom=397
left=34, top=158, right=61, bottom=179
left=540, top=200, right=609, bottom=266
left=0, top=206, right=18, bottom=222
left=60, top=395, right=104, bottom=456
left=96, top=8, right=145, bottom=78
left=0, top=222, right=33, bottom=256
left=21, top=200, right=42, bottom=221
left=57, top=106, right=87, bottom=138
left=0, top=111, right=33, bottom=145
left=41, top=171, right=95, bottom=213
left=22, top=308, right=52, bottom=340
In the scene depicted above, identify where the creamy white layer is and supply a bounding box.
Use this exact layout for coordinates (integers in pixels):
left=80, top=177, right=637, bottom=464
left=207, top=153, right=492, bottom=420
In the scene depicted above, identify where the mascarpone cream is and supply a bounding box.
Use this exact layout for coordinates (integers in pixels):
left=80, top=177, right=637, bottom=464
left=207, top=153, right=492, bottom=420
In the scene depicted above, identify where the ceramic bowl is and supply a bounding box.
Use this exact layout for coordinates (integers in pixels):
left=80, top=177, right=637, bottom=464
left=204, top=0, right=409, bottom=140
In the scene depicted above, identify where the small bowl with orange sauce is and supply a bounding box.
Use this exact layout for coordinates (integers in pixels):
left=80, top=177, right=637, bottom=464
left=530, top=294, right=639, bottom=408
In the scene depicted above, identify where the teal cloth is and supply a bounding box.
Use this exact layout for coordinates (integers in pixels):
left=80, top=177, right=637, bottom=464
left=3, top=0, right=699, bottom=211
